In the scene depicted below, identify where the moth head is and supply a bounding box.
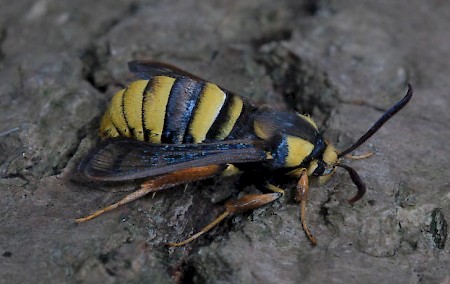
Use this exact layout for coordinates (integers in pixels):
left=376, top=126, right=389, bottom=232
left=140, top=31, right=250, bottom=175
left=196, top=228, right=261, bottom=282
left=310, top=84, right=413, bottom=203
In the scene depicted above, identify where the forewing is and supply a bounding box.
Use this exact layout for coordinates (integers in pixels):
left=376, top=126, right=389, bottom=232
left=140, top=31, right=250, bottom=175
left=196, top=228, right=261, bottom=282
left=128, top=60, right=205, bottom=81
left=78, top=138, right=269, bottom=181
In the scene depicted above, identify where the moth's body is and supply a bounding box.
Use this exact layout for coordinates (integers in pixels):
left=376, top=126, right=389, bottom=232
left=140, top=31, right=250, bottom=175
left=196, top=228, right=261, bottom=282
left=98, top=74, right=337, bottom=181
left=77, top=61, right=412, bottom=246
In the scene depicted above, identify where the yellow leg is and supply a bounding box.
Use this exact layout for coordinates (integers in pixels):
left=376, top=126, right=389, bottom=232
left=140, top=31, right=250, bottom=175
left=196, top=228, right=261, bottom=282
left=266, top=183, right=285, bottom=194
left=295, top=170, right=317, bottom=246
left=166, top=192, right=282, bottom=247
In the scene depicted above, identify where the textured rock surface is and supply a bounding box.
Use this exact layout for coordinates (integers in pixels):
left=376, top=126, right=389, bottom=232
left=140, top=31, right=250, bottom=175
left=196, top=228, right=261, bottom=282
left=0, top=0, right=449, bottom=283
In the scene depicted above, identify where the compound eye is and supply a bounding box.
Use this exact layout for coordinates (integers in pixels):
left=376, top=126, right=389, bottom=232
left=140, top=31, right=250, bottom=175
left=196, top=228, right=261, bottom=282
left=322, top=167, right=334, bottom=175
left=313, top=161, right=325, bottom=176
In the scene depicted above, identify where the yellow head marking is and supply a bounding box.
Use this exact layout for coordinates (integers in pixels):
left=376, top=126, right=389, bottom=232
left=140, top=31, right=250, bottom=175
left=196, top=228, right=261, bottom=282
left=319, top=144, right=338, bottom=184
left=323, top=144, right=338, bottom=166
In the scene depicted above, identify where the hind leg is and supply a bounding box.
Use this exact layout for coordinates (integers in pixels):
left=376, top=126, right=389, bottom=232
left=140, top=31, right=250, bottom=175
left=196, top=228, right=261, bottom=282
left=76, top=165, right=224, bottom=223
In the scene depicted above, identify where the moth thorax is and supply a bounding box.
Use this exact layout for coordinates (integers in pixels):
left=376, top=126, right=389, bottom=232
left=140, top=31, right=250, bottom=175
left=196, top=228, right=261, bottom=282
left=270, top=134, right=315, bottom=169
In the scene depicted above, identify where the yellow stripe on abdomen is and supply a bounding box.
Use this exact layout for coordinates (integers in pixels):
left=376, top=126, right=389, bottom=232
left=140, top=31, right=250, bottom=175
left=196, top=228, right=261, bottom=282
left=143, top=76, right=175, bottom=143
left=109, top=89, right=131, bottom=137
left=99, top=108, right=120, bottom=138
left=215, top=95, right=243, bottom=140
left=189, top=83, right=226, bottom=143
left=123, top=80, right=148, bottom=141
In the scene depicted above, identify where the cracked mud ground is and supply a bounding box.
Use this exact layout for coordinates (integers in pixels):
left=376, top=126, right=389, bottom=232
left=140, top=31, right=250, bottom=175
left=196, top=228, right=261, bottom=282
left=0, top=1, right=449, bottom=283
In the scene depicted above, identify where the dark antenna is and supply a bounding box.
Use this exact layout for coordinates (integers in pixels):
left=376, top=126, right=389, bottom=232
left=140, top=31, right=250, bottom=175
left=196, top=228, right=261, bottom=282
left=336, top=84, right=413, bottom=203
left=338, top=84, right=413, bottom=158
left=337, top=164, right=366, bottom=203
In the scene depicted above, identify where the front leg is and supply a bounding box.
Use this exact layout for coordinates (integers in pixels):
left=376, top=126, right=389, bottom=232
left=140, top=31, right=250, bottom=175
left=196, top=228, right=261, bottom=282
left=295, top=169, right=317, bottom=246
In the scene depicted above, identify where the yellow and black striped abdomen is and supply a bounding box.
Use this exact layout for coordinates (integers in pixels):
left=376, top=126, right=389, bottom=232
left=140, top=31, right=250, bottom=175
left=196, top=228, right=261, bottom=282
left=100, top=76, right=245, bottom=144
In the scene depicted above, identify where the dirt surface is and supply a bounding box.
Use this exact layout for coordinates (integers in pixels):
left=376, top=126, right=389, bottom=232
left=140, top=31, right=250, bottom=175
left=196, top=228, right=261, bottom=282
left=0, top=0, right=449, bottom=283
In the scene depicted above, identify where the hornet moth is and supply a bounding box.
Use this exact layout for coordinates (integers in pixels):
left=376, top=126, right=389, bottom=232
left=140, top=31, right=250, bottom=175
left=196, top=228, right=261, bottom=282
left=76, top=60, right=413, bottom=246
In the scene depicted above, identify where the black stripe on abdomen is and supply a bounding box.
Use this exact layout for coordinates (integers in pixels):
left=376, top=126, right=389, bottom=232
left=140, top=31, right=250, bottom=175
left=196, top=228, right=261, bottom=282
left=161, top=77, right=204, bottom=144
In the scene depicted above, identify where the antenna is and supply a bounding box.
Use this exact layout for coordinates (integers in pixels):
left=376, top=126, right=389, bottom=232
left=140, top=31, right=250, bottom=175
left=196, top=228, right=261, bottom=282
left=338, top=84, right=413, bottom=158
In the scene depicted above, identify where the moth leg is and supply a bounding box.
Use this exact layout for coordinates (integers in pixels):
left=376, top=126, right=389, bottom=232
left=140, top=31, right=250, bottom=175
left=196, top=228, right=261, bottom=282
left=165, top=211, right=231, bottom=247
left=345, top=152, right=373, bottom=160
left=295, top=169, right=317, bottom=246
left=75, top=165, right=223, bottom=223
left=166, top=192, right=282, bottom=247
left=266, top=183, right=285, bottom=194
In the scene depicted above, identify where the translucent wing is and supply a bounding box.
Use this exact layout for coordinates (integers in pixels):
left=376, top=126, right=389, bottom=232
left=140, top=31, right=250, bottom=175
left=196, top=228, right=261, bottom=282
left=78, top=138, right=270, bottom=181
